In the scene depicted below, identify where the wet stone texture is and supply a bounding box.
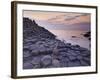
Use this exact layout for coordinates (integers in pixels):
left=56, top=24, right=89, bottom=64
left=23, top=18, right=91, bottom=69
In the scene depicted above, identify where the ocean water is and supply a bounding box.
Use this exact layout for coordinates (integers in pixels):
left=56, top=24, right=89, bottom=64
left=49, top=30, right=90, bottom=50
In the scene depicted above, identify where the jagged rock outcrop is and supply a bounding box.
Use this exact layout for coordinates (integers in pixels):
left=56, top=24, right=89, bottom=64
left=23, top=17, right=91, bottom=69
left=23, top=18, right=56, bottom=39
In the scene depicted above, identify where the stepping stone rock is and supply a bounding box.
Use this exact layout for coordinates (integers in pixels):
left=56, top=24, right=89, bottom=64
left=68, top=60, right=81, bottom=67
left=58, top=48, right=68, bottom=52
left=69, top=55, right=77, bottom=61
left=59, top=52, right=68, bottom=57
left=52, top=59, right=60, bottom=67
left=81, top=50, right=90, bottom=57
left=65, top=43, right=71, bottom=48
left=23, top=62, right=33, bottom=69
left=83, top=57, right=90, bottom=63
left=31, top=57, right=41, bottom=65
left=41, top=55, right=52, bottom=67
left=23, top=50, right=31, bottom=58
left=77, top=55, right=83, bottom=60
left=80, top=60, right=90, bottom=66
left=31, top=57, right=41, bottom=68
left=31, top=50, right=39, bottom=56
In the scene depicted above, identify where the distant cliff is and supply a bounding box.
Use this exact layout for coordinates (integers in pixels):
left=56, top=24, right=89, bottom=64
left=23, top=18, right=56, bottom=39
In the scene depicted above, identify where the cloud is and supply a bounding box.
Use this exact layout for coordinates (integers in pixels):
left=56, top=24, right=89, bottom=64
left=64, top=13, right=89, bottom=21
left=47, top=13, right=90, bottom=25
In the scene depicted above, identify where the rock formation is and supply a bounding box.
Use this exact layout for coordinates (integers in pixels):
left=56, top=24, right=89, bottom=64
left=23, top=17, right=91, bottom=69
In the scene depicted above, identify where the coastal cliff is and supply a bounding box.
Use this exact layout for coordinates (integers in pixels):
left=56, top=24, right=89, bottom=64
left=23, top=18, right=90, bottom=69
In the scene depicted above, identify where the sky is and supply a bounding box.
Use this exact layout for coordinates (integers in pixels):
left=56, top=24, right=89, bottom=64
left=23, top=10, right=91, bottom=31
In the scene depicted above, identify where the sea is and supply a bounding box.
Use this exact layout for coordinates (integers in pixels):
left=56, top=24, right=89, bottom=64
left=49, top=30, right=90, bottom=50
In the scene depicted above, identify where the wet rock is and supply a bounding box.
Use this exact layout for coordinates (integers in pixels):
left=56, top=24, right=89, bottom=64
left=60, top=62, right=68, bottom=67
left=23, top=50, right=31, bottom=58
left=65, top=43, right=72, bottom=48
left=39, top=46, right=47, bottom=54
left=69, top=55, right=77, bottom=61
left=80, top=60, right=90, bottom=66
left=31, top=49, right=39, bottom=56
left=79, top=47, right=88, bottom=51
left=24, top=38, right=37, bottom=43
left=23, top=62, right=33, bottom=69
left=52, top=59, right=60, bottom=67
left=59, top=52, right=68, bottom=57
left=36, top=41, right=45, bottom=45
left=68, top=60, right=81, bottom=67
left=31, top=57, right=41, bottom=68
left=46, top=48, right=53, bottom=54
left=67, top=50, right=78, bottom=56
left=57, top=42, right=66, bottom=48
left=71, top=45, right=80, bottom=51
left=24, top=42, right=33, bottom=46
left=81, top=50, right=90, bottom=57
left=60, top=57, right=70, bottom=67
left=83, top=57, right=90, bottom=63
left=77, top=55, right=83, bottom=60
left=29, top=45, right=38, bottom=50
left=23, top=56, right=33, bottom=62
left=41, top=55, right=52, bottom=67
left=58, top=48, right=68, bottom=52
left=23, top=45, right=30, bottom=50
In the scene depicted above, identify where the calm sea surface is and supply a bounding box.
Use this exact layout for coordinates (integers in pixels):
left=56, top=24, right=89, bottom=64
left=49, top=30, right=90, bottom=50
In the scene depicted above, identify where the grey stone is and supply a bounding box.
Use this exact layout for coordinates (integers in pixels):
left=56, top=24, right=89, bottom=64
left=31, top=57, right=41, bottom=68
left=46, top=48, right=53, bottom=54
left=67, top=50, right=78, bottom=56
left=57, top=42, right=66, bottom=48
left=69, top=55, right=77, bottom=61
left=23, top=45, right=30, bottom=50
left=79, top=47, right=88, bottom=51
left=58, top=48, right=68, bottom=52
left=59, top=52, right=68, bottom=57
left=23, top=62, right=33, bottom=69
left=71, top=45, right=80, bottom=51
left=83, top=57, right=90, bottom=63
left=81, top=50, right=90, bottom=57
left=31, top=57, right=41, bottom=65
left=29, top=45, right=38, bottom=50
left=52, top=59, right=60, bottom=67
left=80, top=60, right=90, bottom=66
left=68, top=60, right=81, bottom=67
left=31, top=50, right=39, bottom=56
left=41, top=55, right=52, bottom=66
left=23, top=50, right=31, bottom=58
left=77, top=55, right=83, bottom=60
left=65, top=43, right=71, bottom=48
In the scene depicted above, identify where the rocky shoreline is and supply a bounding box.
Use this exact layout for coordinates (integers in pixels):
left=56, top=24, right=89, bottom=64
left=23, top=18, right=91, bottom=69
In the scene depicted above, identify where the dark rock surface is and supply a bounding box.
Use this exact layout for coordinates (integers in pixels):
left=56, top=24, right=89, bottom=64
left=83, top=31, right=91, bottom=40
left=23, top=17, right=91, bottom=69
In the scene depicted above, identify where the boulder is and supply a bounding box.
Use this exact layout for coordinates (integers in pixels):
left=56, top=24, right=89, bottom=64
left=80, top=60, right=90, bottom=66
left=81, top=50, right=90, bottom=57
left=68, top=55, right=77, bottom=61
left=23, top=50, right=31, bottom=58
left=23, top=62, right=33, bottom=69
left=31, top=57, right=41, bottom=68
left=68, top=60, right=81, bottom=67
left=77, top=55, right=83, bottom=60
left=65, top=43, right=72, bottom=48
left=58, top=48, right=68, bottom=52
left=31, top=49, right=39, bottom=56
left=41, top=55, right=52, bottom=67
left=52, top=59, right=60, bottom=67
